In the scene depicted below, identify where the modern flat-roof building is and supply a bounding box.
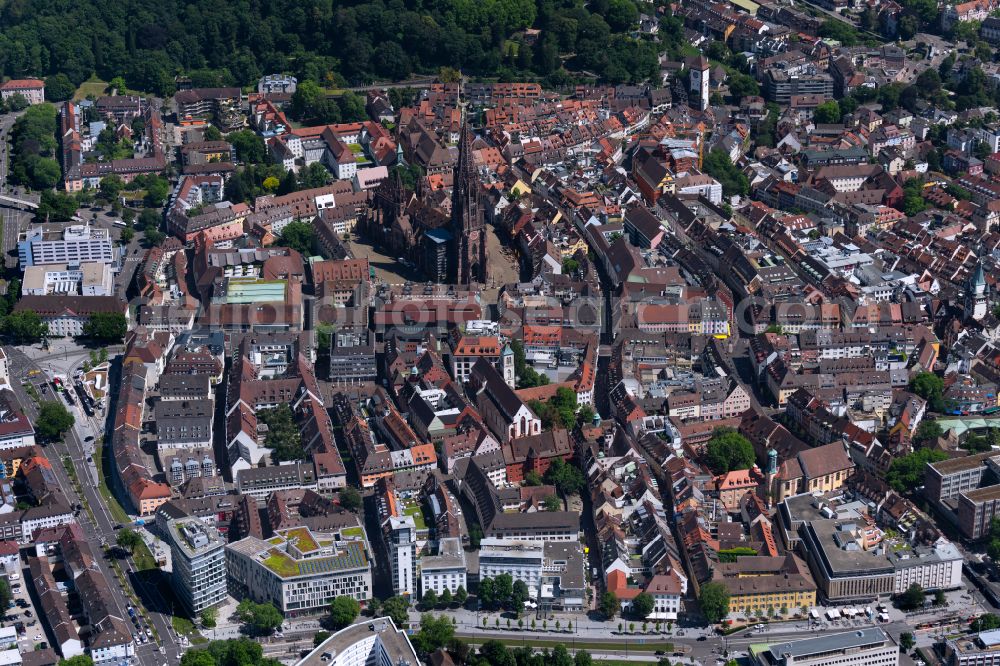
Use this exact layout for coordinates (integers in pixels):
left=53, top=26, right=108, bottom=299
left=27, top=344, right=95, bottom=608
left=925, top=452, right=996, bottom=504
left=226, top=527, right=372, bottom=615
left=166, top=517, right=228, bottom=614
left=800, top=520, right=895, bottom=601
left=957, top=485, right=1000, bottom=539
left=420, top=537, right=467, bottom=599
left=296, top=617, right=418, bottom=666
left=17, top=226, right=116, bottom=268
left=944, top=629, right=1000, bottom=666
left=21, top=263, right=113, bottom=296
left=751, top=628, right=899, bottom=666
left=384, top=515, right=417, bottom=598
left=478, top=538, right=585, bottom=610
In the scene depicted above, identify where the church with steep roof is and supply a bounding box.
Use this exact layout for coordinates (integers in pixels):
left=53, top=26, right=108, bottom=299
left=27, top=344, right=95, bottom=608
left=361, top=111, right=489, bottom=286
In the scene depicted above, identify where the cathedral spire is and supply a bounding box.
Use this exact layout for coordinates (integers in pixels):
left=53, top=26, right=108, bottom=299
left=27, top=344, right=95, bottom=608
left=449, top=71, right=488, bottom=287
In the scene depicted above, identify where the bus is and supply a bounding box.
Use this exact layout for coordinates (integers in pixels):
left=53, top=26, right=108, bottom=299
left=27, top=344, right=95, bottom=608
left=113, top=220, right=127, bottom=228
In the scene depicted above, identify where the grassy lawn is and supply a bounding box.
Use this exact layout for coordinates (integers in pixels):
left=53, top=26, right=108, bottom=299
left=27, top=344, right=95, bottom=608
left=95, top=440, right=132, bottom=524
left=401, top=501, right=427, bottom=529
left=132, top=539, right=158, bottom=571
left=74, top=76, right=109, bottom=101
left=172, top=616, right=196, bottom=635
left=341, top=526, right=364, bottom=539
left=263, top=549, right=300, bottom=576
left=462, top=636, right=673, bottom=653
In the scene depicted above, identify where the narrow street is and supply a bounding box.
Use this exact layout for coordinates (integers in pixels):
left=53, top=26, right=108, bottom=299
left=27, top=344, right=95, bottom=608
left=5, top=345, right=182, bottom=666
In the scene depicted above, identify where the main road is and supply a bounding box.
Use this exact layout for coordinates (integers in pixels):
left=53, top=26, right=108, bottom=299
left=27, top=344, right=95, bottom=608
left=4, top=345, right=183, bottom=666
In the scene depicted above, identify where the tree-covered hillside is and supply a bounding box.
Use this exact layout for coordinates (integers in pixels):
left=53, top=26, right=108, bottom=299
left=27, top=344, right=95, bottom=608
left=0, top=0, right=659, bottom=94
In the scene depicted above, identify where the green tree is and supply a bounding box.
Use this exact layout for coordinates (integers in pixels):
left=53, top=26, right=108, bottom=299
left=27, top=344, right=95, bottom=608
left=143, top=228, right=165, bottom=247
left=35, top=401, right=75, bottom=440
left=910, top=371, right=945, bottom=411
left=59, top=658, right=95, bottom=666
left=200, top=607, right=218, bottom=628
left=454, top=585, right=468, bottom=606
left=914, top=419, right=943, bottom=444
left=82, top=312, right=127, bottom=342
left=726, top=73, right=760, bottom=103
left=886, top=448, right=948, bottom=492
left=235, top=599, right=283, bottom=635
left=228, top=130, right=267, bottom=164
left=818, top=18, right=860, bottom=45
left=142, top=176, right=170, bottom=208
left=544, top=457, right=585, bottom=496
left=329, top=595, right=360, bottom=629
left=381, top=596, right=410, bottom=628
left=203, top=126, right=223, bottom=142
left=897, top=583, right=925, bottom=611
left=599, top=591, right=619, bottom=619
left=511, top=579, right=530, bottom=614
left=279, top=220, right=317, bottom=255
left=632, top=592, right=654, bottom=619
left=116, top=528, right=143, bottom=553
left=45, top=73, right=76, bottom=101
left=439, top=588, right=452, bottom=607
left=702, top=149, right=749, bottom=198
left=2, top=310, right=48, bottom=343
left=972, top=614, right=1000, bottom=632
left=422, top=589, right=438, bottom=610
left=812, top=101, right=842, bottom=124
left=339, top=486, right=362, bottom=512
left=479, top=640, right=516, bottom=666
left=705, top=428, right=756, bottom=474
left=120, top=227, right=135, bottom=243
left=37, top=190, right=79, bottom=220
left=313, top=631, right=331, bottom=647
left=934, top=589, right=947, bottom=606
left=543, top=495, right=562, bottom=511
left=299, top=162, right=331, bottom=189
left=30, top=158, right=62, bottom=189
left=699, top=581, right=730, bottom=623
left=899, top=632, right=915, bottom=651
left=412, top=614, right=455, bottom=656
left=0, top=580, right=11, bottom=610
left=258, top=404, right=304, bottom=462
left=494, top=573, right=514, bottom=608
left=577, top=404, right=596, bottom=425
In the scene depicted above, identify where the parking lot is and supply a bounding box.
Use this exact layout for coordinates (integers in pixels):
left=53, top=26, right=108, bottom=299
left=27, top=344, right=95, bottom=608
left=5, top=568, right=46, bottom=654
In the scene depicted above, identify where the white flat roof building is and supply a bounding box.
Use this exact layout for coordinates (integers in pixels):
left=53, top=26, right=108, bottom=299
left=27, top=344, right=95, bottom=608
left=751, top=628, right=899, bottom=666
left=296, top=617, right=418, bottom=666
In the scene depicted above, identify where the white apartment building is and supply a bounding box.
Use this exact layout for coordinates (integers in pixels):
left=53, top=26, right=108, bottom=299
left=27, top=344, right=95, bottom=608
left=22, top=263, right=113, bottom=296
left=419, top=538, right=467, bottom=599
left=889, top=539, right=964, bottom=593
left=751, top=628, right=899, bottom=666
left=478, top=538, right=586, bottom=609
left=385, top=516, right=417, bottom=598
left=479, top=538, right=544, bottom=596
left=167, top=517, right=228, bottom=614
left=296, top=617, right=419, bottom=666
left=226, top=528, right=372, bottom=615
left=17, top=225, right=115, bottom=268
